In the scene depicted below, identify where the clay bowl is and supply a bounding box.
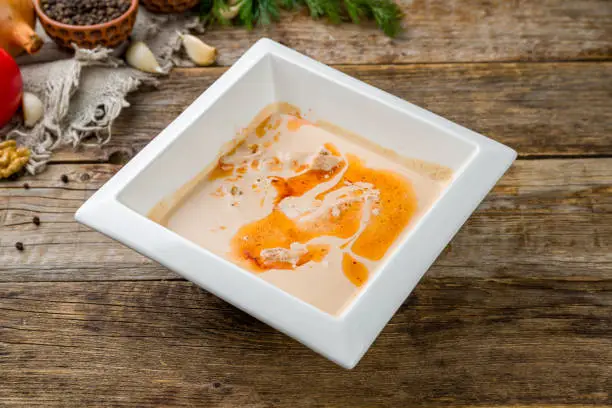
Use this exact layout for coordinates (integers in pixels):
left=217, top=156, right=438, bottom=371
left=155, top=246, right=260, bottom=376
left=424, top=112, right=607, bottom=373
left=140, top=0, right=199, bottom=13
left=33, top=0, right=138, bottom=50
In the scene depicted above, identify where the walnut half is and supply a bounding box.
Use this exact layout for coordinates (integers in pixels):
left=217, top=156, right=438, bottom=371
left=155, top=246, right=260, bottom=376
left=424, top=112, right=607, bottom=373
left=0, top=140, right=31, bottom=179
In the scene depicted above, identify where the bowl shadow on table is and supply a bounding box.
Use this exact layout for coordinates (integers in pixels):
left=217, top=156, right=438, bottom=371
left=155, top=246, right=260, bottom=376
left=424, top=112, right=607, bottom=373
left=85, top=279, right=443, bottom=402
left=91, top=276, right=436, bottom=368
left=110, top=276, right=443, bottom=371
left=25, top=266, right=600, bottom=405
left=137, top=277, right=518, bottom=402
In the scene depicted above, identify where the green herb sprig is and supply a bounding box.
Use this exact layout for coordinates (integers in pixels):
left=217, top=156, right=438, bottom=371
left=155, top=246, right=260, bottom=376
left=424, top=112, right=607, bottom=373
left=200, top=0, right=403, bottom=37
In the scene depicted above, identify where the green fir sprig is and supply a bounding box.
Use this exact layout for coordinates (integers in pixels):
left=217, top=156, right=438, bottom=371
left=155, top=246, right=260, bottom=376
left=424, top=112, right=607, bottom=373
left=200, top=0, right=403, bottom=37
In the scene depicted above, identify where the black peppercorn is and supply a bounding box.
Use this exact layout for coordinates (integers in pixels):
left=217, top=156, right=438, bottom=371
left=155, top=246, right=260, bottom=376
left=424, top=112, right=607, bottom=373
left=15, top=242, right=24, bottom=251
left=33, top=216, right=41, bottom=226
left=23, top=183, right=30, bottom=189
left=61, top=174, right=69, bottom=183
left=42, top=0, right=131, bottom=26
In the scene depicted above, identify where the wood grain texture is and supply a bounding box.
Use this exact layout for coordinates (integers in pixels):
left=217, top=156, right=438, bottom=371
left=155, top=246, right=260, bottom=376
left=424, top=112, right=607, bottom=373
left=0, top=278, right=610, bottom=407
left=1, top=159, right=610, bottom=282
left=200, top=0, right=612, bottom=65
left=3, top=5, right=612, bottom=399
left=51, top=62, right=612, bottom=164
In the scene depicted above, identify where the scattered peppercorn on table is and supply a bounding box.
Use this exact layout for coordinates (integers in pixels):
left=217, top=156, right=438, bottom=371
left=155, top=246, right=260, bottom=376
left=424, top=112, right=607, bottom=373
left=1, top=1, right=611, bottom=406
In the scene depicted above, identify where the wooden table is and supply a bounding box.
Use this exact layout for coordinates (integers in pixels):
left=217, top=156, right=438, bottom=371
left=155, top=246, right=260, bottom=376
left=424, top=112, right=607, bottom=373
left=1, top=1, right=611, bottom=406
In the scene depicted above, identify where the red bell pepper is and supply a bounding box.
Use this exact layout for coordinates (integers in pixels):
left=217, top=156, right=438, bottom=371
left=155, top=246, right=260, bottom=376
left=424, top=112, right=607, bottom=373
left=0, top=48, right=23, bottom=128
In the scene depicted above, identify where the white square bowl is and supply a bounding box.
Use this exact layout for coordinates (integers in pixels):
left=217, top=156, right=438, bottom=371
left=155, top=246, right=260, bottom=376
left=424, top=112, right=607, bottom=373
left=75, top=38, right=516, bottom=369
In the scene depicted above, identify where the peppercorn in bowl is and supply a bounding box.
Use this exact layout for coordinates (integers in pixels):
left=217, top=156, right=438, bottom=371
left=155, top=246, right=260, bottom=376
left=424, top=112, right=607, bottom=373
left=34, top=0, right=138, bottom=50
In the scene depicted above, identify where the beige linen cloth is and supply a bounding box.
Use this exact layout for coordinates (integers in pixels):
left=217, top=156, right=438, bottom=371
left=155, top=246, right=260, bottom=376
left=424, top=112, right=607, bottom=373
left=0, top=9, right=205, bottom=175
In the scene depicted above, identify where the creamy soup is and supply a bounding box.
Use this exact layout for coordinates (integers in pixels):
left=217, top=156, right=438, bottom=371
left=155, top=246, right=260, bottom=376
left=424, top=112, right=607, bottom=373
left=149, top=103, right=453, bottom=315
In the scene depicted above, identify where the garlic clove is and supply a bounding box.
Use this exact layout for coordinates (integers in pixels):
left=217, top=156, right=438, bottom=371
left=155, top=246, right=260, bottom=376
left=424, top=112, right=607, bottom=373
left=180, top=34, right=217, bottom=67
left=22, top=92, right=44, bottom=128
left=126, top=41, right=164, bottom=74
left=219, top=2, right=241, bottom=20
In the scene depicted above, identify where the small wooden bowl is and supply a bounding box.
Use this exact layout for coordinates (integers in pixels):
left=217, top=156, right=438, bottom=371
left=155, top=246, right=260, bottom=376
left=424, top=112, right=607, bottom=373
left=140, top=0, right=199, bottom=13
left=33, top=0, right=138, bottom=50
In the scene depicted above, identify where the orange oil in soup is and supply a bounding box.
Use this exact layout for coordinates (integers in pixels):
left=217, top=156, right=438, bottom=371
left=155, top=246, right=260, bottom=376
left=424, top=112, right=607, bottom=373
left=222, top=136, right=418, bottom=285
left=149, top=106, right=451, bottom=315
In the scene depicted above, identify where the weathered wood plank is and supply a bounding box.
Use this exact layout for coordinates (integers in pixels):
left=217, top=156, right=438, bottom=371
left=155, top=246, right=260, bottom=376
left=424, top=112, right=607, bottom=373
left=1, top=159, right=610, bottom=281
left=200, top=0, right=612, bottom=65
left=0, top=278, right=610, bottom=407
left=51, top=62, right=612, bottom=163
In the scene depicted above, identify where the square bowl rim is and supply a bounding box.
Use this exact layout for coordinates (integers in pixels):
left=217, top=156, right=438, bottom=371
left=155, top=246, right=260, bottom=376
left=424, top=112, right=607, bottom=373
left=75, top=38, right=517, bottom=368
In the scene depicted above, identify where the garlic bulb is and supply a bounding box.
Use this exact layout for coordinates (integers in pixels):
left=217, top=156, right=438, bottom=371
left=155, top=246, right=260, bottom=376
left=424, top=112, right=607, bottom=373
left=180, top=34, right=217, bottom=67
left=126, top=41, right=163, bottom=74
left=22, top=92, right=43, bottom=128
